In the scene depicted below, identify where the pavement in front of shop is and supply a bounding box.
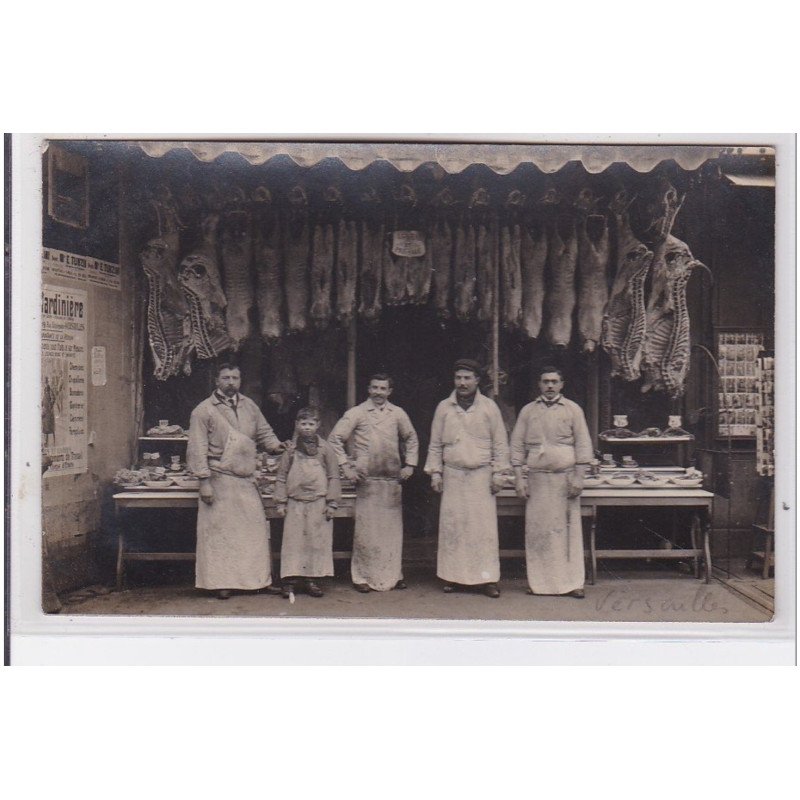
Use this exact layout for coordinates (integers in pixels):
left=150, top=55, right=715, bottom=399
left=60, top=561, right=772, bottom=623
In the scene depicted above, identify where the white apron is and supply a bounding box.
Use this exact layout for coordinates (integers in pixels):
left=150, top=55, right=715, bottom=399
left=279, top=451, right=334, bottom=578
left=352, top=413, right=405, bottom=590
left=196, top=426, right=271, bottom=590
left=437, top=465, right=500, bottom=585
left=526, top=470, right=585, bottom=594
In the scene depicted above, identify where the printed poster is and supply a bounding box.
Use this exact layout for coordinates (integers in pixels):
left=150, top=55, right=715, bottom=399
left=42, top=285, right=88, bottom=476
left=42, top=247, right=121, bottom=290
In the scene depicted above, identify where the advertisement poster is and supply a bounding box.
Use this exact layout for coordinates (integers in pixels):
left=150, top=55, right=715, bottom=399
left=42, top=284, right=88, bottom=476
left=42, top=247, right=121, bottom=290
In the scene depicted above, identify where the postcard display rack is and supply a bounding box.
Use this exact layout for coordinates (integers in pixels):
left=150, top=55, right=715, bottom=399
left=717, top=332, right=764, bottom=438
left=755, top=355, right=774, bottom=477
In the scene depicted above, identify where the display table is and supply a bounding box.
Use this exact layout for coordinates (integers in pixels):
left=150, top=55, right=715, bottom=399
left=112, top=487, right=713, bottom=589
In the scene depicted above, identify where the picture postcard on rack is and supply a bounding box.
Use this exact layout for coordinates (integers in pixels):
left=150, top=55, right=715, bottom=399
left=9, top=135, right=795, bottom=661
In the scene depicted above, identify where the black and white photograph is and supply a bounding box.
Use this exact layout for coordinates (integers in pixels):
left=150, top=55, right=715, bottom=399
left=17, top=137, right=787, bottom=630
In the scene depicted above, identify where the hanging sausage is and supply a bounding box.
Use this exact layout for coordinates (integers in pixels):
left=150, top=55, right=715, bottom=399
left=601, top=188, right=654, bottom=381
left=575, top=188, right=610, bottom=353
left=358, top=187, right=384, bottom=323
left=251, top=186, right=283, bottom=341
left=284, top=185, right=311, bottom=333
left=220, top=187, right=255, bottom=349
left=545, top=207, right=578, bottom=347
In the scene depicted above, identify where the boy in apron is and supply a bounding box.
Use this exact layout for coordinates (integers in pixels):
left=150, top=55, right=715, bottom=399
left=274, top=407, right=342, bottom=597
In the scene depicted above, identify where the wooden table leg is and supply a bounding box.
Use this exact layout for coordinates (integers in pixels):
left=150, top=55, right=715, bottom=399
left=115, top=505, right=125, bottom=591
left=763, top=531, right=772, bottom=580
left=589, top=508, right=597, bottom=585
left=690, top=513, right=700, bottom=579
left=703, top=509, right=712, bottom=584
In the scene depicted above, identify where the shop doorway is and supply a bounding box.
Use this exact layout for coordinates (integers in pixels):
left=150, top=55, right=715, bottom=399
left=356, top=306, right=490, bottom=538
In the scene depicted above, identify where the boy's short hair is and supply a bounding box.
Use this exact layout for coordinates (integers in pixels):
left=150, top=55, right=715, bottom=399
left=538, top=365, right=565, bottom=381
left=369, top=372, right=394, bottom=388
left=296, top=406, right=321, bottom=422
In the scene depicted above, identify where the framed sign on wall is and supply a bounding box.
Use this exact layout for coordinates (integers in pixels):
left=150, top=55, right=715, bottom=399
left=47, top=144, right=89, bottom=229
left=716, top=329, right=764, bottom=438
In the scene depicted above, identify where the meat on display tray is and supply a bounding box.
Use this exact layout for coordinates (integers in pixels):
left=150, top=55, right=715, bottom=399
left=598, top=435, right=694, bottom=443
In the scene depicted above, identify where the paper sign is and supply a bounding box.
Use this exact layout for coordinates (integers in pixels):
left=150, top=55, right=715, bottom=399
left=391, top=230, right=426, bottom=257
left=91, top=346, right=107, bottom=386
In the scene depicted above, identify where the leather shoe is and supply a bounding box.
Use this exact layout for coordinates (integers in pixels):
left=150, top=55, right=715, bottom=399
left=354, top=583, right=371, bottom=593
left=216, top=589, right=231, bottom=600
left=394, top=580, right=407, bottom=590
left=306, top=580, right=324, bottom=598
left=568, top=588, right=585, bottom=598
left=483, top=583, right=500, bottom=598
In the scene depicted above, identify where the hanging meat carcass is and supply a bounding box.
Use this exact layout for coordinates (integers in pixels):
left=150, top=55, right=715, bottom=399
left=176, top=183, right=226, bottom=297
left=601, top=189, right=654, bottom=380
left=309, top=185, right=339, bottom=328
left=335, top=217, right=358, bottom=325
left=640, top=180, right=687, bottom=392
left=141, top=237, right=192, bottom=379
left=452, top=217, right=477, bottom=321
left=430, top=188, right=455, bottom=319
left=284, top=185, right=311, bottom=333
left=640, top=235, right=704, bottom=397
left=500, top=190, right=525, bottom=329
left=178, top=252, right=233, bottom=360
left=383, top=184, right=430, bottom=305
left=405, top=232, right=432, bottom=304
left=251, top=186, right=283, bottom=341
left=141, top=185, right=192, bottom=379
left=219, top=187, right=255, bottom=349
left=452, top=188, right=489, bottom=321
left=264, top=338, right=300, bottom=417
left=545, top=213, right=578, bottom=347
left=519, top=219, right=548, bottom=339
left=575, top=188, right=610, bottom=353
left=472, top=188, right=495, bottom=322
left=358, top=187, right=384, bottom=323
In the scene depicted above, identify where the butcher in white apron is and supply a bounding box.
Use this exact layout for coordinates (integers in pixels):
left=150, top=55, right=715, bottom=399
left=424, top=359, right=510, bottom=598
left=274, top=407, right=341, bottom=598
left=329, top=374, right=419, bottom=591
left=187, top=363, right=286, bottom=599
left=510, top=366, right=593, bottom=597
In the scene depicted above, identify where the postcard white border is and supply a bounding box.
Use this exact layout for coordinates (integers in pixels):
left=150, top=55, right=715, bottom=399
left=8, top=133, right=796, bottom=664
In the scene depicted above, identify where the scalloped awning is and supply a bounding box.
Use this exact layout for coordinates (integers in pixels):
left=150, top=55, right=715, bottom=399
left=134, top=140, right=743, bottom=175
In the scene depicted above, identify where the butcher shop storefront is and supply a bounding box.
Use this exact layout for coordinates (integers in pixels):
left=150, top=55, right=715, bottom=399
left=39, top=138, right=777, bottom=616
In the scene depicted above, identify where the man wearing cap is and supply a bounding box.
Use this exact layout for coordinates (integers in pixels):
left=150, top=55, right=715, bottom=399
left=424, top=359, right=510, bottom=598
left=510, top=366, right=592, bottom=597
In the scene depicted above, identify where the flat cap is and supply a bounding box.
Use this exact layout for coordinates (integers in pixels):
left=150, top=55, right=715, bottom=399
left=453, top=358, right=482, bottom=375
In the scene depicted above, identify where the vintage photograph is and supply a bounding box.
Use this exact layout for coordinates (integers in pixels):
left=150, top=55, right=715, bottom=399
left=36, top=138, right=777, bottom=624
